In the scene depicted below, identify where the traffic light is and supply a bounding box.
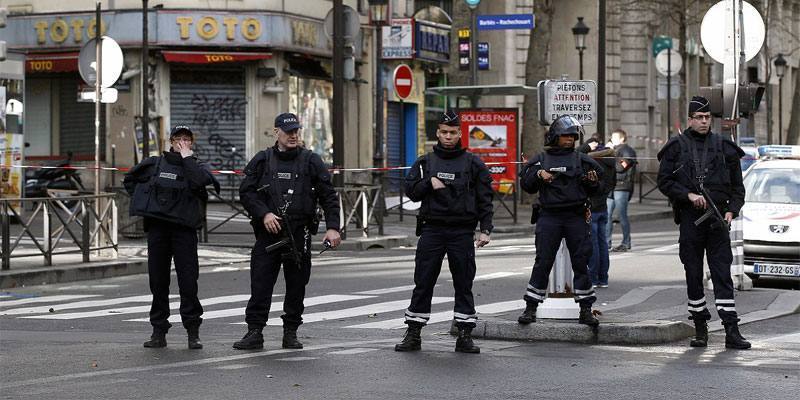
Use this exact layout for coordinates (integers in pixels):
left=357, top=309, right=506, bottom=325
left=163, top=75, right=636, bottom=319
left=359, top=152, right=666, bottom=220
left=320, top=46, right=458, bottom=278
left=698, top=84, right=765, bottom=118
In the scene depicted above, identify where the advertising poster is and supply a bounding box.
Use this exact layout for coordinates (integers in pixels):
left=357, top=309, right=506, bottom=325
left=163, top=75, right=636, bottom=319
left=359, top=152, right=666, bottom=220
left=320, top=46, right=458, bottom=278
left=134, top=116, right=161, bottom=163
left=382, top=19, right=414, bottom=59
left=0, top=132, right=25, bottom=212
left=459, top=108, right=518, bottom=193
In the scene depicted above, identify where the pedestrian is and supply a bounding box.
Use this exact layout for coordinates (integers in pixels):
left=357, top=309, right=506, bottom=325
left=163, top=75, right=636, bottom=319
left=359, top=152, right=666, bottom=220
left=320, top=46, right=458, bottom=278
left=606, top=129, right=637, bottom=252
left=394, top=110, right=494, bottom=354
left=124, top=125, right=220, bottom=349
left=233, top=112, right=341, bottom=350
left=579, top=137, right=616, bottom=288
left=656, top=96, right=750, bottom=349
left=517, top=115, right=602, bottom=327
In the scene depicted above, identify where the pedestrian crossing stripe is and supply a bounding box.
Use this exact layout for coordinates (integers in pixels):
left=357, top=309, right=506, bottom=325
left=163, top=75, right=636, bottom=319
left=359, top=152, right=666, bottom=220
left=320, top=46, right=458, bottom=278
left=0, top=295, right=102, bottom=308
left=125, top=294, right=374, bottom=323
left=1, top=294, right=168, bottom=316
left=347, top=299, right=525, bottom=329
left=257, top=297, right=452, bottom=326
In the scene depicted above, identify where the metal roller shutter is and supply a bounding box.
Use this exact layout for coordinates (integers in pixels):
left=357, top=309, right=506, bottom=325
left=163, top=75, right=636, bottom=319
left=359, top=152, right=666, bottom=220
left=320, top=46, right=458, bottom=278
left=170, top=68, right=247, bottom=172
left=386, top=102, right=403, bottom=193
left=59, top=77, right=106, bottom=157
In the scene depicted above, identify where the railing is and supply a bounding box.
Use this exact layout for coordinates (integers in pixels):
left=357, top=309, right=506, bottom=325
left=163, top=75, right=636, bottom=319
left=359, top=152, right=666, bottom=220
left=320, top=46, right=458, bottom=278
left=0, top=193, right=118, bottom=270
left=638, top=171, right=666, bottom=203
left=336, top=184, right=384, bottom=239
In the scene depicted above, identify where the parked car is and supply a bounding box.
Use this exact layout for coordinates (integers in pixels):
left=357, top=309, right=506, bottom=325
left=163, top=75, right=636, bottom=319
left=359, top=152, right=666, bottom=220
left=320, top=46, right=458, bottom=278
left=740, top=145, right=800, bottom=285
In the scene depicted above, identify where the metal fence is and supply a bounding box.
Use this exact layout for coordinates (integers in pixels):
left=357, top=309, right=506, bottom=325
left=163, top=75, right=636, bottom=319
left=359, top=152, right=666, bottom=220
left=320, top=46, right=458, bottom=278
left=0, top=193, right=118, bottom=270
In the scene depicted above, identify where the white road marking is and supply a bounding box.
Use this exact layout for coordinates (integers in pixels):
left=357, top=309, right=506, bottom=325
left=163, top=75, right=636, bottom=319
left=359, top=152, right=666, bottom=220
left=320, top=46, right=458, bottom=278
left=254, top=297, right=452, bottom=326
left=327, top=348, right=379, bottom=355
left=127, top=294, right=374, bottom=323
left=354, top=285, right=424, bottom=295
left=644, top=244, right=680, bottom=253
left=597, top=285, right=684, bottom=312
left=2, top=295, right=168, bottom=316
left=710, top=291, right=800, bottom=332
left=1, top=339, right=398, bottom=389
left=761, top=332, right=800, bottom=344
left=276, top=357, right=318, bottom=361
left=214, top=364, right=256, bottom=370
left=0, top=295, right=102, bottom=308
left=471, top=272, right=524, bottom=282
left=21, top=294, right=252, bottom=320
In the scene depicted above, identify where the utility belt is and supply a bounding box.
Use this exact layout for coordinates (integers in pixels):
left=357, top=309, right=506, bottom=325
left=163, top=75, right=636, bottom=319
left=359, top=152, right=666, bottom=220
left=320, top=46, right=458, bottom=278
left=415, top=217, right=475, bottom=236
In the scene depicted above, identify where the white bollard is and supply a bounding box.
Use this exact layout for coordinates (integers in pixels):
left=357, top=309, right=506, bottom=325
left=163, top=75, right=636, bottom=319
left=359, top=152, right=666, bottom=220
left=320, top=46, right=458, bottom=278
left=538, top=239, right=581, bottom=319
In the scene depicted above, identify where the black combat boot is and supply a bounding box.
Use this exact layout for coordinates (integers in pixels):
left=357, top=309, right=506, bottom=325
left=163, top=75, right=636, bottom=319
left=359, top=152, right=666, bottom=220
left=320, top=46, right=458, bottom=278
left=282, top=326, right=303, bottom=349
left=723, top=322, right=751, bottom=350
left=517, top=302, right=538, bottom=324
left=455, top=326, right=480, bottom=354
left=394, top=323, right=422, bottom=352
left=578, top=306, right=599, bottom=326
left=233, top=328, right=264, bottom=350
left=143, top=330, right=167, bottom=348
left=689, top=319, right=708, bottom=347
left=187, top=326, right=203, bottom=350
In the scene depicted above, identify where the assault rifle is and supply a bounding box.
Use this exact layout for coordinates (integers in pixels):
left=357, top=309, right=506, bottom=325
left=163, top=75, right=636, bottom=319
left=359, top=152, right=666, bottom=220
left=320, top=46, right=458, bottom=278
left=261, top=188, right=304, bottom=268
left=674, top=164, right=730, bottom=232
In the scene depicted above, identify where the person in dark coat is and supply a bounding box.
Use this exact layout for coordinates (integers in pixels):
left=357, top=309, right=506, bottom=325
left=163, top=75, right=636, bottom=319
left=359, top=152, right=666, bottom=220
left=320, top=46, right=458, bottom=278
left=579, top=137, right=616, bottom=287
left=657, top=96, right=750, bottom=349
left=124, top=125, right=219, bottom=349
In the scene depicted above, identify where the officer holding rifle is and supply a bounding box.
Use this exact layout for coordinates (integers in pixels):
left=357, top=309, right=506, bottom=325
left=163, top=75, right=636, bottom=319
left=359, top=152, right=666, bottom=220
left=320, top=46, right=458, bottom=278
left=234, top=113, right=341, bottom=350
left=657, top=96, right=750, bottom=350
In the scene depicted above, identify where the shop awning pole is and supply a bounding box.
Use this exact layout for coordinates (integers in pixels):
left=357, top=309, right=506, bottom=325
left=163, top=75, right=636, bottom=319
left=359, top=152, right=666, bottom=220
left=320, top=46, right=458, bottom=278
left=142, top=0, right=149, bottom=159
left=332, top=0, right=344, bottom=185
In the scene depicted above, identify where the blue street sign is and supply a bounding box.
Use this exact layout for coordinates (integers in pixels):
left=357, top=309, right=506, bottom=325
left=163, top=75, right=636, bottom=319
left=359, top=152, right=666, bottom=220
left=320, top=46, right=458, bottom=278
left=477, top=14, right=535, bottom=31
left=477, top=42, right=490, bottom=70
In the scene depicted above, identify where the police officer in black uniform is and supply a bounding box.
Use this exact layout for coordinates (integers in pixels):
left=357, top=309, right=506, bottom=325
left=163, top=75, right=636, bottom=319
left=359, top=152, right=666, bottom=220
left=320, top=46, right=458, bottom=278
left=394, top=110, right=494, bottom=354
left=233, top=112, right=341, bottom=350
left=657, top=96, right=750, bottom=349
left=517, top=115, right=602, bottom=326
left=124, top=125, right=219, bottom=349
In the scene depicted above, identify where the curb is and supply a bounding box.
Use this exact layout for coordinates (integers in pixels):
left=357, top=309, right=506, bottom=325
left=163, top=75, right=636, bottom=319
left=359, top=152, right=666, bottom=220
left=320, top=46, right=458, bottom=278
left=451, top=319, right=694, bottom=345
left=0, top=259, right=149, bottom=289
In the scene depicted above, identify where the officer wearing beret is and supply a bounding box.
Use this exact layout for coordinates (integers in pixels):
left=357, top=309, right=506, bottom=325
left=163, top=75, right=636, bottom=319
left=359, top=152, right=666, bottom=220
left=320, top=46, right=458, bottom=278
left=516, top=115, right=603, bottom=327
left=124, top=125, right=220, bottom=349
left=233, top=112, right=341, bottom=350
left=394, top=110, right=494, bottom=354
left=657, top=96, right=750, bottom=349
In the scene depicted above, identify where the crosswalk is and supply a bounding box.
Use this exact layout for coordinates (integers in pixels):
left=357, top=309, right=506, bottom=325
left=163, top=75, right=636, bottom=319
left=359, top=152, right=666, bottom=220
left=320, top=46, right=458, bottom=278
left=0, top=273, right=525, bottom=329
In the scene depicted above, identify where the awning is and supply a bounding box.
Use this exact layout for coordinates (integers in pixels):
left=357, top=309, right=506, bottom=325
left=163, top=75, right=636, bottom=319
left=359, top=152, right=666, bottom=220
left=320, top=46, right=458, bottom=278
left=162, top=51, right=272, bottom=64
left=425, top=84, right=538, bottom=97
left=26, top=52, right=79, bottom=74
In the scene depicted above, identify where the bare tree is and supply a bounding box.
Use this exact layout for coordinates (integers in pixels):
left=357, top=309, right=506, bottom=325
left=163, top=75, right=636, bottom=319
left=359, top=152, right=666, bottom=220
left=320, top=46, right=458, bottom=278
left=521, top=0, right=555, bottom=160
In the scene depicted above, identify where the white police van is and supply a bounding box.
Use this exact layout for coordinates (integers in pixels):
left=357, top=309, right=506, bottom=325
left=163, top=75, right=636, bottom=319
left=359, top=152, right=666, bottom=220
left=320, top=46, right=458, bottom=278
left=741, top=145, right=800, bottom=283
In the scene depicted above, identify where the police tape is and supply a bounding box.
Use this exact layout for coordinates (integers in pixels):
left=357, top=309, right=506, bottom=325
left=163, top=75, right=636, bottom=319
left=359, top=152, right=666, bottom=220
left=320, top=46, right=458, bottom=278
left=1, top=156, right=660, bottom=176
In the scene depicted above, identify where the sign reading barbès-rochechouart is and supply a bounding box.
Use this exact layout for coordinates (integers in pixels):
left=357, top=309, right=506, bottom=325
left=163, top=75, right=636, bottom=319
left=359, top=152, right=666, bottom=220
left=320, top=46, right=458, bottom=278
left=2, top=11, right=359, bottom=57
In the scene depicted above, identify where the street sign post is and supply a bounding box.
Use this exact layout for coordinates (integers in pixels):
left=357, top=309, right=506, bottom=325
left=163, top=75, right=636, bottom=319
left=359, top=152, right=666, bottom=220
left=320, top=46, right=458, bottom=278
left=655, top=49, right=682, bottom=77
left=537, top=80, right=597, bottom=126
left=78, top=37, right=123, bottom=88
left=476, top=14, right=535, bottom=30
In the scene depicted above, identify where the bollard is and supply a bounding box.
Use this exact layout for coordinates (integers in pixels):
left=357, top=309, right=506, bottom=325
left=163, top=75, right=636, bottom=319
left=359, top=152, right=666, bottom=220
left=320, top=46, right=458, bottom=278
left=537, top=239, right=581, bottom=319
left=1, top=201, right=9, bottom=270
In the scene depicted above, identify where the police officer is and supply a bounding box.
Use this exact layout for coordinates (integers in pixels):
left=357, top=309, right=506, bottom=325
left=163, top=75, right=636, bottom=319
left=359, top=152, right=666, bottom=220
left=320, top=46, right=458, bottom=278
left=657, top=96, right=750, bottom=349
left=124, top=125, right=219, bottom=349
left=394, top=110, right=494, bottom=354
left=517, top=115, right=602, bottom=326
left=233, top=112, right=341, bottom=350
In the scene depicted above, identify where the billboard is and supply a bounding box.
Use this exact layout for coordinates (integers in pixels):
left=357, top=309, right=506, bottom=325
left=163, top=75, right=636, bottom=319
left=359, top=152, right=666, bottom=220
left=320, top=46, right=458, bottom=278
left=459, top=108, right=518, bottom=193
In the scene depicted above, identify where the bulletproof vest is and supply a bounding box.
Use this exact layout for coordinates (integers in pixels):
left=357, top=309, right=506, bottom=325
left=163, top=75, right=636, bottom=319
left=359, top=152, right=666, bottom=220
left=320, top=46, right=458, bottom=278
left=677, top=133, right=730, bottom=189
left=420, top=152, right=475, bottom=218
left=537, top=150, right=588, bottom=208
left=130, top=156, right=203, bottom=228
left=258, top=148, right=316, bottom=218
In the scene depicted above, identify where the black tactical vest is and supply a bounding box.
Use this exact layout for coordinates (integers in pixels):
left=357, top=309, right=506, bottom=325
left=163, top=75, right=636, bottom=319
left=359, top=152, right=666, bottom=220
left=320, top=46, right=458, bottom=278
left=677, top=132, right=731, bottom=188
left=257, top=148, right=316, bottom=219
left=420, top=152, right=475, bottom=218
left=537, top=150, right=588, bottom=208
left=130, top=157, right=203, bottom=228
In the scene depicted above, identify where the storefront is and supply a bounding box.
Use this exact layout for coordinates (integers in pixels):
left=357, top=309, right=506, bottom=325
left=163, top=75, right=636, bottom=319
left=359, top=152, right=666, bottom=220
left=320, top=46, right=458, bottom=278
left=2, top=9, right=369, bottom=172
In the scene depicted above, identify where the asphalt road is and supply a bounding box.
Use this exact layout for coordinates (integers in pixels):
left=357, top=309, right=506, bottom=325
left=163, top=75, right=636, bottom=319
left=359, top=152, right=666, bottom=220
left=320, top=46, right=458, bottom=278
left=1, top=218, right=798, bottom=399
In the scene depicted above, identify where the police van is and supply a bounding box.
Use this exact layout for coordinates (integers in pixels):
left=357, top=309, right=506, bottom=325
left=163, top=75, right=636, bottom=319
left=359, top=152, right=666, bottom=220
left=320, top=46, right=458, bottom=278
left=741, top=145, right=800, bottom=283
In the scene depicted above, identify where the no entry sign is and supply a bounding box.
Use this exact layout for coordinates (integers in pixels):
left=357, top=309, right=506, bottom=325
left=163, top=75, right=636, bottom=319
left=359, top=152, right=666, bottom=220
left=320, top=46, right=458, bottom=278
left=393, top=64, right=413, bottom=100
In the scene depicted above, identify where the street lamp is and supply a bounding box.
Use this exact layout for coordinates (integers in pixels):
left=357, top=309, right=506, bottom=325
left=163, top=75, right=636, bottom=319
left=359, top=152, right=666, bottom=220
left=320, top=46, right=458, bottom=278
left=572, top=17, right=589, bottom=80
left=368, top=0, right=389, bottom=167
left=774, top=53, right=787, bottom=145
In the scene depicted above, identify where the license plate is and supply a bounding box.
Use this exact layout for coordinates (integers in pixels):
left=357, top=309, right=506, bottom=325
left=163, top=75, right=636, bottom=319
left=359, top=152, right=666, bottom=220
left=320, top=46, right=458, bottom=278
left=753, top=263, right=800, bottom=277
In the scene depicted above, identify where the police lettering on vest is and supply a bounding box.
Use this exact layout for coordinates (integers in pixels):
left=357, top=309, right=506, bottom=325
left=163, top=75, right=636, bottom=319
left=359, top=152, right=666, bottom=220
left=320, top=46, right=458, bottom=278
left=420, top=152, right=476, bottom=218
left=256, top=148, right=317, bottom=225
